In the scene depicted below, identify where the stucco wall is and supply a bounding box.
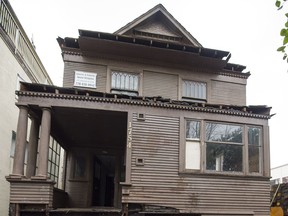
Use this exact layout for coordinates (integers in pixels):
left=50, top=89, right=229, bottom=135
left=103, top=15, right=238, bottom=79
left=0, top=35, right=48, bottom=215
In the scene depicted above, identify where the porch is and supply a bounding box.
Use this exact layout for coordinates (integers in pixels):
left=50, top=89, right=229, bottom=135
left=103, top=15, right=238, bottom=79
left=6, top=88, right=131, bottom=215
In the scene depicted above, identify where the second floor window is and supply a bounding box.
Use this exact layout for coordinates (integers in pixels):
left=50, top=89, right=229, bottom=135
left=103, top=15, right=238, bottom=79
left=182, top=80, right=206, bottom=101
left=111, top=71, right=139, bottom=96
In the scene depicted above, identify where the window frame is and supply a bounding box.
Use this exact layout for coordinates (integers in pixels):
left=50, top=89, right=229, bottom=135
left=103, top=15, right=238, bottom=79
left=184, top=119, right=203, bottom=171
left=181, top=79, right=207, bottom=102
left=181, top=119, right=264, bottom=176
left=110, top=70, right=140, bottom=96
left=247, top=125, right=263, bottom=174
left=205, top=122, right=244, bottom=174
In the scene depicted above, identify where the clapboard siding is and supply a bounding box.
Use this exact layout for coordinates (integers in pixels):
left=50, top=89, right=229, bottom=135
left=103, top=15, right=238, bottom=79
left=63, top=62, right=107, bottom=92
left=127, top=113, right=270, bottom=215
left=210, top=80, right=246, bottom=105
left=143, top=71, right=178, bottom=99
left=9, top=181, right=54, bottom=207
left=66, top=181, right=91, bottom=207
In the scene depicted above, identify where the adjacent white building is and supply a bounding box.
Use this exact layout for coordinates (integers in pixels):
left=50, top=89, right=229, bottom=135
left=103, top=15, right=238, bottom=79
left=271, top=163, right=288, bottom=185
left=0, top=0, right=53, bottom=215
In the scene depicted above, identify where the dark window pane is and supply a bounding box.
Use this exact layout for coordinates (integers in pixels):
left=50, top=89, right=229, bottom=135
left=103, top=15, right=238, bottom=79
left=248, top=127, right=261, bottom=146
left=206, top=123, right=242, bottom=143
left=249, top=145, right=260, bottom=173
left=206, top=143, right=243, bottom=172
left=186, top=120, right=200, bottom=139
left=74, top=156, right=86, bottom=178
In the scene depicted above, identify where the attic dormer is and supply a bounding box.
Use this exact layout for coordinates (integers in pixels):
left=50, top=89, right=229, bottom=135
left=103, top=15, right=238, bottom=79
left=115, top=4, right=202, bottom=47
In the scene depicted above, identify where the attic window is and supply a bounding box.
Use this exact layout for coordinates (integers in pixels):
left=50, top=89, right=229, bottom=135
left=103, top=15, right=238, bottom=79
left=134, top=30, right=181, bottom=42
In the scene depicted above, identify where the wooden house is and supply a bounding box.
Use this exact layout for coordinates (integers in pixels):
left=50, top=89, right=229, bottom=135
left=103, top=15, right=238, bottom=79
left=6, top=4, right=272, bottom=216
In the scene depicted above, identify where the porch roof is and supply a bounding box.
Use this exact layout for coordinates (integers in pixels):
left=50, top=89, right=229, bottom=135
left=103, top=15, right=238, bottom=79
left=18, top=82, right=272, bottom=119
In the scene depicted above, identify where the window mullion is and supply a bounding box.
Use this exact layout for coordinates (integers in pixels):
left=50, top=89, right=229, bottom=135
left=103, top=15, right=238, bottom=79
left=200, top=120, right=205, bottom=172
left=243, top=125, right=248, bottom=175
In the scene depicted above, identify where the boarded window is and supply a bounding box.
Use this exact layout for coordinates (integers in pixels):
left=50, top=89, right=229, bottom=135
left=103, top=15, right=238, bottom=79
left=182, top=80, right=206, bottom=100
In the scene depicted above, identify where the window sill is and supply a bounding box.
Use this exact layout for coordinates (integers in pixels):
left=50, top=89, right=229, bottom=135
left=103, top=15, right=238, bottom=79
left=181, top=97, right=207, bottom=103
left=120, top=181, right=132, bottom=186
left=179, top=171, right=269, bottom=180
left=68, top=178, right=88, bottom=182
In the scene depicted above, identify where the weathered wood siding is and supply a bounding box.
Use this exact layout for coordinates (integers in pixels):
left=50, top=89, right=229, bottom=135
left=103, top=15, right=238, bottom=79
left=9, top=181, right=54, bottom=207
left=62, top=56, right=247, bottom=106
left=63, top=61, right=107, bottom=92
left=143, top=71, right=178, bottom=99
left=210, top=80, right=246, bottom=105
left=65, top=151, right=92, bottom=208
left=125, top=113, right=270, bottom=216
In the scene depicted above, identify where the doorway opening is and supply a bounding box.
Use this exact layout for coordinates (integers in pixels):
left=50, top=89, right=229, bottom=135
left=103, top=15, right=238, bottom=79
left=92, top=155, right=118, bottom=207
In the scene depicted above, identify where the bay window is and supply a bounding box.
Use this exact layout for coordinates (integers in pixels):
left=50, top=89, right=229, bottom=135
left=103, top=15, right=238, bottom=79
left=184, top=120, right=263, bottom=175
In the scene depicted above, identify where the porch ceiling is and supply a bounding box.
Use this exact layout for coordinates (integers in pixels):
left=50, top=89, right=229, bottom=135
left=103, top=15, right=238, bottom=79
left=33, top=106, right=127, bottom=151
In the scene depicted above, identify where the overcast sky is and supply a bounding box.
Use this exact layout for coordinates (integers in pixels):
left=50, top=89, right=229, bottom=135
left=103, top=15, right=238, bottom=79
left=9, top=0, right=288, bottom=168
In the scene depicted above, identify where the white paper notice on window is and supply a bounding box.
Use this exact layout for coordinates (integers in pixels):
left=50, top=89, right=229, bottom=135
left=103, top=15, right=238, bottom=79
left=185, top=141, right=201, bottom=170
left=74, top=71, right=97, bottom=88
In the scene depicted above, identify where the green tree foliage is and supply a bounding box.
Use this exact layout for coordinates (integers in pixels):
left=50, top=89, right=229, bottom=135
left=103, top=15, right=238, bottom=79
left=276, top=0, right=288, bottom=62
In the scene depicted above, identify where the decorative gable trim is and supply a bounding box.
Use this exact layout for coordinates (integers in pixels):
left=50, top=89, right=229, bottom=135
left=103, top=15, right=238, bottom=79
left=114, top=4, right=202, bottom=47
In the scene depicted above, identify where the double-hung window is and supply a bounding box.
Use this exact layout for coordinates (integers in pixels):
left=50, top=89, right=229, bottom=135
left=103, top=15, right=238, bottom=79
left=182, top=80, right=206, bottom=101
left=111, top=71, right=139, bottom=96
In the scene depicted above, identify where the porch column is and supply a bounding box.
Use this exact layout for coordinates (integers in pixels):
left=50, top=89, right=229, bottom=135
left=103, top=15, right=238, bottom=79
left=36, top=107, right=51, bottom=178
left=26, top=118, right=40, bottom=178
left=12, top=105, right=29, bottom=176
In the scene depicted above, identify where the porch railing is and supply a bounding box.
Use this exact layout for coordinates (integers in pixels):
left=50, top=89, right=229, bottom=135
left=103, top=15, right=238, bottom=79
left=0, top=0, right=52, bottom=84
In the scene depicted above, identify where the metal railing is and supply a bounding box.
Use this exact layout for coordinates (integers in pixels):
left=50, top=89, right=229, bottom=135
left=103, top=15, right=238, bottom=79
left=0, top=0, right=52, bottom=84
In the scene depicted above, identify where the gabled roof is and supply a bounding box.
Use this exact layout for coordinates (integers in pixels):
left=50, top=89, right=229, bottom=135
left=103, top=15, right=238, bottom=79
left=114, top=4, right=202, bottom=47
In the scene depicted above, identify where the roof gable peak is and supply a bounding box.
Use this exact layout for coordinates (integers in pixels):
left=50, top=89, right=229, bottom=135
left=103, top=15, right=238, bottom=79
left=115, top=4, right=202, bottom=47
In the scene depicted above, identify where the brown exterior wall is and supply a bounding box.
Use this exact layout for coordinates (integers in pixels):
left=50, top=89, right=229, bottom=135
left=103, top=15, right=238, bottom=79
left=143, top=71, right=178, bottom=99
left=210, top=80, right=246, bottom=105
left=65, top=150, right=92, bottom=208
left=62, top=54, right=247, bottom=106
left=9, top=180, right=54, bottom=207
left=122, top=113, right=270, bottom=216
left=63, top=61, right=107, bottom=93
left=15, top=89, right=270, bottom=215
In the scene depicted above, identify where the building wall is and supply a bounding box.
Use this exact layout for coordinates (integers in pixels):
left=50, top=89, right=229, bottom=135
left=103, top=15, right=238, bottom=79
left=0, top=37, right=32, bottom=216
left=271, top=164, right=288, bottom=184
left=62, top=54, right=247, bottom=106
left=123, top=112, right=270, bottom=216
left=0, top=1, right=52, bottom=214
